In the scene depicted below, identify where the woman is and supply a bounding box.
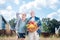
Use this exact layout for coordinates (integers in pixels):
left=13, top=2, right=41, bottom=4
left=15, top=13, right=27, bottom=40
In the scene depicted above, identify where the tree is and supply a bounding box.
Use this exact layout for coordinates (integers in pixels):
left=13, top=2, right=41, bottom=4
left=9, top=18, right=16, bottom=30
left=42, top=22, right=49, bottom=32
left=48, top=19, right=59, bottom=34
left=42, top=18, right=59, bottom=34
left=42, top=18, right=50, bottom=33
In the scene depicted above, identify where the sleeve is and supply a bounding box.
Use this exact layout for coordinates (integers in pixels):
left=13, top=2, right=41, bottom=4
left=26, top=18, right=30, bottom=24
left=37, top=18, right=41, bottom=27
left=15, top=18, right=20, bottom=33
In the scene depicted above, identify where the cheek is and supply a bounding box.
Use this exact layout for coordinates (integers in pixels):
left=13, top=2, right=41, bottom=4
left=31, top=14, right=33, bottom=15
left=24, top=15, right=26, bottom=17
left=23, top=16, right=26, bottom=18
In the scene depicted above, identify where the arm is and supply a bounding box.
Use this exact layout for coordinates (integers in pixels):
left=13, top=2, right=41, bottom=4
left=37, top=18, right=41, bottom=35
left=37, top=18, right=41, bottom=27
left=36, top=18, right=41, bottom=32
left=15, top=18, right=20, bottom=33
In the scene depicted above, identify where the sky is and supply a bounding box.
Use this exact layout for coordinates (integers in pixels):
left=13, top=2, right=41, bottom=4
left=0, top=0, right=60, bottom=22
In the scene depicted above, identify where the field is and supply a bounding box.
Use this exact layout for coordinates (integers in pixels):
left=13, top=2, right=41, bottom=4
left=0, top=35, right=60, bottom=40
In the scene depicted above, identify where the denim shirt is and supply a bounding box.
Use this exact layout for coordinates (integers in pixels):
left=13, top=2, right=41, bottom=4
left=27, top=16, right=41, bottom=35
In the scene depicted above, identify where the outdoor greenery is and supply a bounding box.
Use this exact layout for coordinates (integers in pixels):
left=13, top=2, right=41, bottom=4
left=9, top=18, right=60, bottom=34
left=9, top=18, right=16, bottom=30
left=42, top=18, right=60, bottom=34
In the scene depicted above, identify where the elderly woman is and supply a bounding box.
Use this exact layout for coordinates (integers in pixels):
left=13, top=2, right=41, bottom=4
left=15, top=13, right=27, bottom=40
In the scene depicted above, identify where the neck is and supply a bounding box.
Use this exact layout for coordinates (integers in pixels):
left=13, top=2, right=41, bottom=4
left=22, top=18, right=26, bottom=21
left=32, top=16, right=35, bottom=18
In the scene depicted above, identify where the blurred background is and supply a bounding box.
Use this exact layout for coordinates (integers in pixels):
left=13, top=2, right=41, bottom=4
left=0, top=0, right=60, bottom=40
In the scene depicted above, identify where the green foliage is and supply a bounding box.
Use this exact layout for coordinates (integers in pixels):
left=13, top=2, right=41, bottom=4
left=42, top=18, right=60, bottom=34
left=42, top=23, right=49, bottom=32
left=9, top=18, right=16, bottom=27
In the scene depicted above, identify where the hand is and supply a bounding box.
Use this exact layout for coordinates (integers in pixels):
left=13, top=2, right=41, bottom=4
left=28, top=27, right=38, bottom=32
left=16, top=31, right=18, bottom=34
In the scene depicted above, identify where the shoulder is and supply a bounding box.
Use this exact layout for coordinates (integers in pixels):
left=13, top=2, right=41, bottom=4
left=35, top=16, right=40, bottom=20
left=25, top=18, right=28, bottom=21
left=27, top=17, right=32, bottom=20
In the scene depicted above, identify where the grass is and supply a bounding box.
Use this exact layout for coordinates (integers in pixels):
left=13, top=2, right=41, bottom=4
left=0, top=35, right=60, bottom=40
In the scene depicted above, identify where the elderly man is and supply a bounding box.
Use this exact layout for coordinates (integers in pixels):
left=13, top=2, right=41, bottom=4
left=27, top=11, right=41, bottom=40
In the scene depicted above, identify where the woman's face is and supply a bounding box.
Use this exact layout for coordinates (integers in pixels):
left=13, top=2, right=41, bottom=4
left=22, top=13, right=26, bottom=19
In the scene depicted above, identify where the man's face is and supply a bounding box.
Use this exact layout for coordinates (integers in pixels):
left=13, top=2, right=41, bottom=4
left=30, top=11, right=35, bottom=17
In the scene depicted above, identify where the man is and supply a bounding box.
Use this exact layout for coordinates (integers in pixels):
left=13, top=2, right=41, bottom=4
left=15, top=13, right=27, bottom=40
left=27, top=11, right=41, bottom=40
